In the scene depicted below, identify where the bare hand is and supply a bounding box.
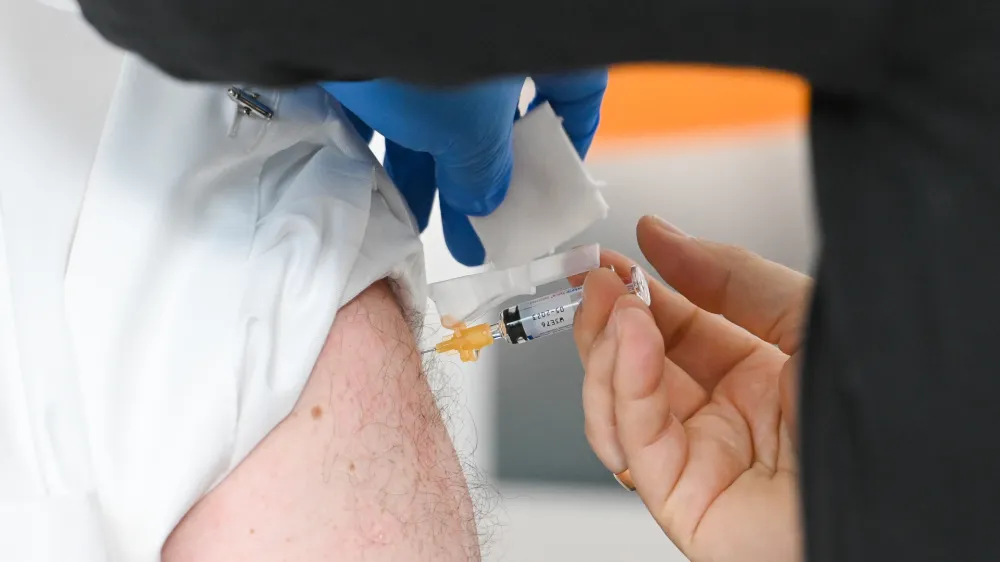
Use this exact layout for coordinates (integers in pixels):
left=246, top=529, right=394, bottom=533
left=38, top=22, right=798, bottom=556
left=570, top=216, right=812, bottom=562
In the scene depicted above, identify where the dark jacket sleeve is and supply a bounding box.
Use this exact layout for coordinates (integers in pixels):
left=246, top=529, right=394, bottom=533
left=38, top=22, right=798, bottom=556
left=77, top=0, right=885, bottom=90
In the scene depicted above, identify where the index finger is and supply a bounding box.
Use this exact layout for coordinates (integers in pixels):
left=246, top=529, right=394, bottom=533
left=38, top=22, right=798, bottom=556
left=637, top=215, right=812, bottom=355
left=574, top=249, right=765, bottom=392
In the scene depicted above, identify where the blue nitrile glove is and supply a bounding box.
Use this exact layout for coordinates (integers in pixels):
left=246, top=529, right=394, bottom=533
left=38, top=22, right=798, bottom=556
left=322, top=70, right=608, bottom=266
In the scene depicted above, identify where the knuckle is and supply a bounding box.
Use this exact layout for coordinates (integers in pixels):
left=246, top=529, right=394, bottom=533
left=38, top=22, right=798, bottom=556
left=639, top=409, right=678, bottom=456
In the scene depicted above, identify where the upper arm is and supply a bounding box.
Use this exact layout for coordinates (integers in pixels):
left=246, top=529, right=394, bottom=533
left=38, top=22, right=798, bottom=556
left=162, top=280, right=479, bottom=561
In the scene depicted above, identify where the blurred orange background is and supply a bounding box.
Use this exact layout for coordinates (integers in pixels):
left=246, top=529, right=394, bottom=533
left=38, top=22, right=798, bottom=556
left=594, top=64, right=809, bottom=147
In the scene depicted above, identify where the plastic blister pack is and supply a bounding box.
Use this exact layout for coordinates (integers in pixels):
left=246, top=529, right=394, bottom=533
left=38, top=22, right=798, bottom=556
left=428, top=244, right=601, bottom=328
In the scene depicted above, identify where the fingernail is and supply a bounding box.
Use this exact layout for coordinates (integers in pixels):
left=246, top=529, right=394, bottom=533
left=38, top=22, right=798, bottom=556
left=651, top=215, right=686, bottom=237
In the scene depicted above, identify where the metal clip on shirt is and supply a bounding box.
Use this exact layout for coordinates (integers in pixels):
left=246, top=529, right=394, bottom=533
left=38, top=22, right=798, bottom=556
left=228, top=87, right=274, bottom=120
left=227, top=86, right=274, bottom=138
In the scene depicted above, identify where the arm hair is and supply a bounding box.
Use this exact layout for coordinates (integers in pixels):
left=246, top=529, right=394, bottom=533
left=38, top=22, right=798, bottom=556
left=162, top=279, right=481, bottom=561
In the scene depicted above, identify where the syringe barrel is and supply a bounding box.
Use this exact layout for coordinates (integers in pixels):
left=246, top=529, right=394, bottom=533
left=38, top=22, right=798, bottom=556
left=499, top=265, right=651, bottom=344
left=500, top=286, right=583, bottom=343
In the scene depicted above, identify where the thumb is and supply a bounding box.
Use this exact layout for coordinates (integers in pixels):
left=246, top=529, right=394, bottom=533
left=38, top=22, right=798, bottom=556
left=433, top=120, right=515, bottom=217
left=610, top=299, right=689, bottom=530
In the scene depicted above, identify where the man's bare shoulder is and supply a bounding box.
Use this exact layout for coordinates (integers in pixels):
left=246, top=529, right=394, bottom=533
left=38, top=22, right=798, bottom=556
left=163, top=280, right=480, bottom=561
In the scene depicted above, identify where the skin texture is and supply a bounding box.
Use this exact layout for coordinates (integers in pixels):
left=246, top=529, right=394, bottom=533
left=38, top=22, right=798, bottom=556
left=570, top=216, right=812, bottom=562
left=162, top=280, right=480, bottom=562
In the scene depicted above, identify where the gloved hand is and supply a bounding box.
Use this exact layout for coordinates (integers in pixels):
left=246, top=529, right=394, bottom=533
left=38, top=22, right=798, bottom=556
left=322, top=70, right=608, bottom=266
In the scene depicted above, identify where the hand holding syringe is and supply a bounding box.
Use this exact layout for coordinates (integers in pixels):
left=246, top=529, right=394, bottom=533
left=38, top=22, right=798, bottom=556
left=421, top=265, right=651, bottom=362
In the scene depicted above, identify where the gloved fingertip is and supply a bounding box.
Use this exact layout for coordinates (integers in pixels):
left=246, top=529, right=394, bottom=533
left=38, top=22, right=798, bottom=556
left=448, top=238, right=487, bottom=267
left=441, top=203, right=487, bottom=266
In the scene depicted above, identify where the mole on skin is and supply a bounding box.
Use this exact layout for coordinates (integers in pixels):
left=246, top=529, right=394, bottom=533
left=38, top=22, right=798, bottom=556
left=311, top=405, right=323, bottom=420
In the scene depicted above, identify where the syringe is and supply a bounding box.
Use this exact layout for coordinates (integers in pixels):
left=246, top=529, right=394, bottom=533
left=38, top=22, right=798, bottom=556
left=422, top=265, right=651, bottom=362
